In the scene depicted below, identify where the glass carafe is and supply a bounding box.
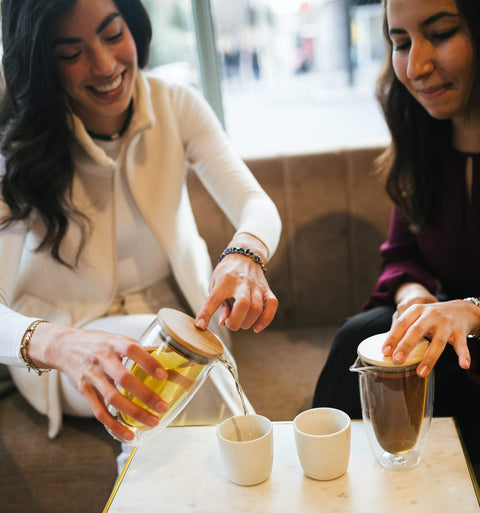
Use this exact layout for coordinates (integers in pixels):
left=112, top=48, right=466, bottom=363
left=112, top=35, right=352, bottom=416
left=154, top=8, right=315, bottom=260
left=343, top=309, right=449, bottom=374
left=107, top=308, right=224, bottom=446
left=350, top=333, right=434, bottom=470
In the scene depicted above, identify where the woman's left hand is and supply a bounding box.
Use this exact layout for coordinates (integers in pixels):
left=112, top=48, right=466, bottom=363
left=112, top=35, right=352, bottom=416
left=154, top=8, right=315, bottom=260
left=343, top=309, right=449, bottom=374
left=195, top=235, right=278, bottom=332
left=382, top=299, right=479, bottom=377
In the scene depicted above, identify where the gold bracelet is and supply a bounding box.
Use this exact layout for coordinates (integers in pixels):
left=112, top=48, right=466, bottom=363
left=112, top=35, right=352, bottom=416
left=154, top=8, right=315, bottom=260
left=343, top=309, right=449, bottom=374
left=19, top=319, right=50, bottom=376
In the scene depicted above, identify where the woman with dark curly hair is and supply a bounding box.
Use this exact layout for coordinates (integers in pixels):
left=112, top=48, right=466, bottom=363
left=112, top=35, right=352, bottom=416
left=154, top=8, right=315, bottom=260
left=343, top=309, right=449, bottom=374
left=313, top=0, right=480, bottom=465
left=0, top=0, right=281, bottom=444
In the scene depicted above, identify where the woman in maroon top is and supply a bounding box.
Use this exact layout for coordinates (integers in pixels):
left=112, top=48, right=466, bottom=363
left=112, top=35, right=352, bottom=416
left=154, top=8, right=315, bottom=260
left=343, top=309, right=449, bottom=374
left=313, top=0, right=480, bottom=464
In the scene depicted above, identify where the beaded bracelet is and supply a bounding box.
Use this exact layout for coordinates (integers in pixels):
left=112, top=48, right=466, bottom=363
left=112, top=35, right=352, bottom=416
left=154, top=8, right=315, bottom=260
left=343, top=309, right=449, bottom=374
left=217, top=247, right=267, bottom=275
left=463, top=297, right=480, bottom=339
left=19, top=319, right=51, bottom=376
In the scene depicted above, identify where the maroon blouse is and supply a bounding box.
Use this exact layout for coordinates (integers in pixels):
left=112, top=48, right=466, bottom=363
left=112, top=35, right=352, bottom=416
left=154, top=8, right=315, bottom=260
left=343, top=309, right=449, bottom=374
left=364, top=151, right=480, bottom=310
left=363, top=151, right=480, bottom=384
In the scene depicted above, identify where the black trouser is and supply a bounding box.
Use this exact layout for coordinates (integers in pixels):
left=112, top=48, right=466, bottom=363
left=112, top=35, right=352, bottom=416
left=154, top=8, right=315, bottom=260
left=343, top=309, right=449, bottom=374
left=312, top=306, right=480, bottom=464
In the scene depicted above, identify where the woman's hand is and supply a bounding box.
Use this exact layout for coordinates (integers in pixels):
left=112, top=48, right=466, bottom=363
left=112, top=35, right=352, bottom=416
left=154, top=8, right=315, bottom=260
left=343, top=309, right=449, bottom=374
left=382, top=298, right=479, bottom=378
left=29, top=322, right=168, bottom=442
left=195, top=234, right=278, bottom=333
left=392, top=282, right=438, bottom=321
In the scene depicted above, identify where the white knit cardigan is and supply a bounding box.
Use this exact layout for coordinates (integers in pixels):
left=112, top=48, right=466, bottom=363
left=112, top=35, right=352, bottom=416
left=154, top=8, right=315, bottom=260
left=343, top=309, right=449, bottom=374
left=0, top=72, right=281, bottom=436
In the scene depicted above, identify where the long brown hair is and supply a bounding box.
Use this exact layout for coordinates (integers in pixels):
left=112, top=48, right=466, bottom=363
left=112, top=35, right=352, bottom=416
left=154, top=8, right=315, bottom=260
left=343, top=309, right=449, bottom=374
left=0, top=0, right=152, bottom=266
left=375, top=0, right=480, bottom=227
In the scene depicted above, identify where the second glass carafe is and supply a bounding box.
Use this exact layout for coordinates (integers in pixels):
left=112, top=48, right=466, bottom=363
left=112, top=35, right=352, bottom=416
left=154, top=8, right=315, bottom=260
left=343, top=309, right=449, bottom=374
left=350, top=333, right=434, bottom=470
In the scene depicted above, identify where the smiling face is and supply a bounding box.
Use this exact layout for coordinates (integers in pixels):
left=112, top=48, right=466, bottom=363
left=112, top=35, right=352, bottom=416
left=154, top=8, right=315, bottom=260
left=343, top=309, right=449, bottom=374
left=387, top=0, right=475, bottom=125
left=53, top=0, right=138, bottom=135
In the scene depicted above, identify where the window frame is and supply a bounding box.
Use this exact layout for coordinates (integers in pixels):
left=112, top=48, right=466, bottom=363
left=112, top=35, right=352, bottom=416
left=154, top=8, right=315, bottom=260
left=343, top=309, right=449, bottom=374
left=191, top=0, right=225, bottom=127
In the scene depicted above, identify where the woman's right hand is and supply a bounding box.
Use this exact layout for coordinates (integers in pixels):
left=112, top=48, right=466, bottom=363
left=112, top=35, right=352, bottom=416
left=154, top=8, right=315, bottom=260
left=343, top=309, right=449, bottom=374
left=28, top=322, right=168, bottom=442
left=383, top=282, right=476, bottom=378
left=382, top=299, right=475, bottom=378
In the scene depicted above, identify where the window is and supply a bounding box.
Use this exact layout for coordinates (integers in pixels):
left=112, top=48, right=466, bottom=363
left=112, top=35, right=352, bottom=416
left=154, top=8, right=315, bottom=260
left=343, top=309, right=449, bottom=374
left=144, top=0, right=390, bottom=158
left=142, top=0, right=200, bottom=87
left=0, top=1, right=388, bottom=157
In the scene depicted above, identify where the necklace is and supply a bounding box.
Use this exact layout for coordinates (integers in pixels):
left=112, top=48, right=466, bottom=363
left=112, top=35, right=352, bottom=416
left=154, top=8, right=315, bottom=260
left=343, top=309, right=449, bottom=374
left=87, top=101, right=133, bottom=141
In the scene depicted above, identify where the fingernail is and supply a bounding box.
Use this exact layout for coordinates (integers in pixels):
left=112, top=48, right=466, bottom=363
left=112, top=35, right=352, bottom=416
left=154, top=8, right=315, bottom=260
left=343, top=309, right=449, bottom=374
left=464, top=356, right=471, bottom=369
left=393, top=350, right=405, bottom=362
left=383, top=345, right=392, bottom=355
left=124, top=430, right=135, bottom=441
left=155, top=368, right=167, bottom=380
left=155, top=401, right=168, bottom=413
left=195, top=319, right=206, bottom=330
left=418, top=365, right=429, bottom=377
left=147, top=416, right=160, bottom=427
left=253, top=324, right=264, bottom=333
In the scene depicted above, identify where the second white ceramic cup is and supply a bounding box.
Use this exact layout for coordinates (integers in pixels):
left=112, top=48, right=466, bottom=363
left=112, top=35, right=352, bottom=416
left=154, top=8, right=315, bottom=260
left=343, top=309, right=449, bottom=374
left=293, top=407, right=351, bottom=480
left=217, top=414, right=273, bottom=486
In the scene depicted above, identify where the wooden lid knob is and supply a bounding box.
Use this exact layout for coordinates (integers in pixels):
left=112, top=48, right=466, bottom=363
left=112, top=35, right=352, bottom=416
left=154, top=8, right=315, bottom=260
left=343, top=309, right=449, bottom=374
left=157, top=308, right=224, bottom=359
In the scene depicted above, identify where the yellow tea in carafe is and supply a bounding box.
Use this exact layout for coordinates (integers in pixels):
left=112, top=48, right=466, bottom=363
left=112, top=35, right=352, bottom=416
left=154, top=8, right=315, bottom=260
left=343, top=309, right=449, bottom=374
left=106, top=308, right=225, bottom=446
left=119, top=345, right=208, bottom=431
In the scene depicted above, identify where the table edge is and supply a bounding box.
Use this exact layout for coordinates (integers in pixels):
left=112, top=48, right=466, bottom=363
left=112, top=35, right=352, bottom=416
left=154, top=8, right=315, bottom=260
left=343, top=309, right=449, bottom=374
left=102, top=447, right=138, bottom=513
left=452, top=417, right=480, bottom=506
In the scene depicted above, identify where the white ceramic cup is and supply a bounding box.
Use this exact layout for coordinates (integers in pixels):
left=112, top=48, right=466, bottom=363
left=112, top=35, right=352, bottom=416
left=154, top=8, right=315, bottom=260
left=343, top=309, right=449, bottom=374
left=293, top=407, right=351, bottom=480
left=217, top=414, right=273, bottom=486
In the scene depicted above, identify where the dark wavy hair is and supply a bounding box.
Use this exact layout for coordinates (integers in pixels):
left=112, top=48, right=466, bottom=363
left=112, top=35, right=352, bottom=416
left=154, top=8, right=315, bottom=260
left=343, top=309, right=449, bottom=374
left=0, top=0, right=152, bottom=266
left=375, top=0, right=480, bottom=227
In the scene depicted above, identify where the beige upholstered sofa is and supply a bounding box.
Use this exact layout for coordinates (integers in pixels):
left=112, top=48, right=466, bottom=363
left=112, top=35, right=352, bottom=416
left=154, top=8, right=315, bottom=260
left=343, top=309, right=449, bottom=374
left=191, top=146, right=390, bottom=328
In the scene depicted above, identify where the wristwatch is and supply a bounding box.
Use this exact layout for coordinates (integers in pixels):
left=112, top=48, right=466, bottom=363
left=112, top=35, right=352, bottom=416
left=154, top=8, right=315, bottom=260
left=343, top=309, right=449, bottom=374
left=463, top=297, right=480, bottom=338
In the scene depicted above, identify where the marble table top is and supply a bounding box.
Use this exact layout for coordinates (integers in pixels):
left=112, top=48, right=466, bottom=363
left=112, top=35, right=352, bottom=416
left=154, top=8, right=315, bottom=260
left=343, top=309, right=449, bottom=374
left=104, top=418, right=479, bottom=513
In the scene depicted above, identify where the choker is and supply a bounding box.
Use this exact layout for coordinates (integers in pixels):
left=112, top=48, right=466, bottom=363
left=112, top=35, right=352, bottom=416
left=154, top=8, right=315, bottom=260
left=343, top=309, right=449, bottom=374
left=87, top=101, right=133, bottom=141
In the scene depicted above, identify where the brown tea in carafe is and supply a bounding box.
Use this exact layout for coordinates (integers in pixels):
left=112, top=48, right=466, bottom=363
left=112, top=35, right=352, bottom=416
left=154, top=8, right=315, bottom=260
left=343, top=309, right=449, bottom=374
left=364, top=367, right=427, bottom=454
left=351, top=332, right=434, bottom=470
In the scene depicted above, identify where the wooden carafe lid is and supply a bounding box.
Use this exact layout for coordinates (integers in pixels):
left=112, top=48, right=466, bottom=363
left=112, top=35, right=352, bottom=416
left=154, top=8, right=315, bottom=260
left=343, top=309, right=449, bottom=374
left=157, top=308, right=224, bottom=358
left=357, top=332, right=429, bottom=368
